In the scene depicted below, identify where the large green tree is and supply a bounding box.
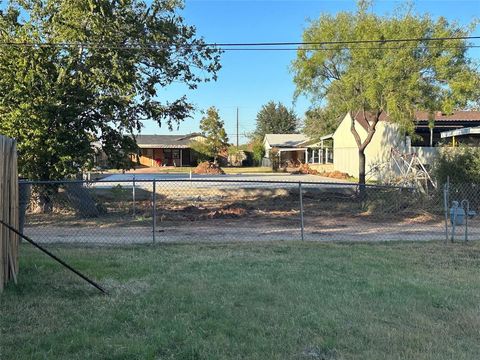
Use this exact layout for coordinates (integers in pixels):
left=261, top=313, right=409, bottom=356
left=254, top=101, right=298, bottom=139
left=302, top=106, right=343, bottom=142
left=0, top=0, right=221, bottom=180
left=292, top=0, right=480, bottom=185
left=196, top=106, right=228, bottom=163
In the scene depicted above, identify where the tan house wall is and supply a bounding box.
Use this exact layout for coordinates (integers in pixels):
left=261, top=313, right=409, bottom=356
left=333, top=113, right=405, bottom=178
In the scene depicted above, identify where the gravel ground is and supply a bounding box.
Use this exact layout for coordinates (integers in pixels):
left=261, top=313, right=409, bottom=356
left=25, top=218, right=478, bottom=244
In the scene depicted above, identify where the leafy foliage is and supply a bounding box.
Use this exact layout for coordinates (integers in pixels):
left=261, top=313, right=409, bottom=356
left=251, top=138, right=265, bottom=165
left=189, top=140, right=212, bottom=163
left=302, top=106, right=343, bottom=142
left=0, top=0, right=221, bottom=180
left=435, top=146, right=480, bottom=185
left=254, top=101, right=298, bottom=139
left=292, top=0, right=480, bottom=183
left=268, top=147, right=280, bottom=171
left=198, top=107, right=228, bottom=162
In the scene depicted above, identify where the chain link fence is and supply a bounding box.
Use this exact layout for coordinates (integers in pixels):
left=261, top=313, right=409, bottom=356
left=18, top=178, right=479, bottom=245
left=443, top=182, right=480, bottom=242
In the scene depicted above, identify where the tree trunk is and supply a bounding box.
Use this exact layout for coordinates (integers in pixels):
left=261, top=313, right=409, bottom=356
left=65, top=183, right=100, bottom=218
left=37, top=191, right=53, bottom=213
left=358, top=149, right=366, bottom=184
left=358, top=149, right=366, bottom=196
left=33, top=183, right=59, bottom=214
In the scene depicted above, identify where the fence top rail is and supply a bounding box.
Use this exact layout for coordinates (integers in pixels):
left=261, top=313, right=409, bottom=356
left=19, top=178, right=414, bottom=190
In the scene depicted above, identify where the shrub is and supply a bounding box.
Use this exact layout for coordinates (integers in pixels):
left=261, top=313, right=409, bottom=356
left=434, top=146, right=480, bottom=185
left=269, top=147, right=280, bottom=172
left=251, top=138, right=265, bottom=165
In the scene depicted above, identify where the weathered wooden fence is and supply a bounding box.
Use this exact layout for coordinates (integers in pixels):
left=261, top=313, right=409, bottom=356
left=0, top=135, right=19, bottom=292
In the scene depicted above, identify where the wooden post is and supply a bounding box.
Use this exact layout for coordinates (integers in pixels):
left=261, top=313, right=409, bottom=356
left=0, top=135, right=19, bottom=292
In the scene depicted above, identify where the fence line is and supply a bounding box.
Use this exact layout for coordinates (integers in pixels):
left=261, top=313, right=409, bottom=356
left=0, top=135, right=19, bottom=292
left=17, top=177, right=467, bottom=245
left=18, top=178, right=412, bottom=189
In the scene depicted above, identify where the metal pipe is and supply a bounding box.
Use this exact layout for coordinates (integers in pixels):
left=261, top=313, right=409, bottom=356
left=451, top=201, right=458, bottom=242
left=0, top=219, right=107, bottom=295
left=152, top=179, right=157, bottom=244
left=132, top=175, right=136, bottom=218
left=299, top=182, right=304, bottom=241
left=443, top=183, right=449, bottom=244
left=461, top=199, right=469, bottom=242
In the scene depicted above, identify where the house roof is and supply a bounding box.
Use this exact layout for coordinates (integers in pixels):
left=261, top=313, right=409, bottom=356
left=352, top=110, right=480, bottom=131
left=134, top=133, right=203, bottom=148
left=264, top=134, right=310, bottom=148
left=415, top=111, right=480, bottom=122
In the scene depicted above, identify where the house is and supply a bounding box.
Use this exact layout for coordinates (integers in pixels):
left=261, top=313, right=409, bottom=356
left=262, top=134, right=333, bottom=167
left=332, top=110, right=480, bottom=178
left=132, top=133, right=205, bottom=167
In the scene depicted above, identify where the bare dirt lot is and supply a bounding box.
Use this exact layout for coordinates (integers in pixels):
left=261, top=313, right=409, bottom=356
left=23, top=182, right=479, bottom=244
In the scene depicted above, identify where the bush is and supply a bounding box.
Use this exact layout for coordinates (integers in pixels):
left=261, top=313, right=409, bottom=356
left=227, top=146, right=247, bottom=166
left=434, top=146, right=480, bottom=185
left=251, top=139, right=265, bottom=165
left=269, top=147, right=280, bottom=172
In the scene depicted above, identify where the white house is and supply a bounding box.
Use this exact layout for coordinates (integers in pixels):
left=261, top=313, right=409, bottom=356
left=262, top=134, right=333, bottom=166
left=332, top=110, right=480, bottom=179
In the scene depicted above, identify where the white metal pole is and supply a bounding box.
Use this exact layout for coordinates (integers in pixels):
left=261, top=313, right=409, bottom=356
left=132, top=175, right=136, bottom=218
left=152, top=180, right=156, bottom=243
left=299, top=182, right=304, bottom=241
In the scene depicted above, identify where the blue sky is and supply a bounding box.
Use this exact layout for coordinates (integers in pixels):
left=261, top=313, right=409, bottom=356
left=4, top=0, right=478, bottom=141
left=145, top=0, right=480, bottom=143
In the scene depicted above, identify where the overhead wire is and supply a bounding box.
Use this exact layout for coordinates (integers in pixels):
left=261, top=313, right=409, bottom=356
left=219, top=45, right=480, bottom=51
left=0, top=35, right=479, bottom=51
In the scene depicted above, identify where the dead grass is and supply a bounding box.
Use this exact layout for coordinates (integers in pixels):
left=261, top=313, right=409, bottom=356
left=25, top=185, right=446, bottom=231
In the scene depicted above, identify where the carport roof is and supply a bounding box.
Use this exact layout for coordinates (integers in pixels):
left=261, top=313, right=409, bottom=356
left=440, top=126, right=480, bottom=138
left=264, top=134, right=310, bottom=148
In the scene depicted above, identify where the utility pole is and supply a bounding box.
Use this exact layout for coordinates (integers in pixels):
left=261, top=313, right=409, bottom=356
left=236, top=107, right=239, bottom=149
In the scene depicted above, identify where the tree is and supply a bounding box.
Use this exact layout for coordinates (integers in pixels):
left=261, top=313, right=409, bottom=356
left=435, top=146, right=480, bottom=185
left=302, top=106, right=343, bottom=142
left=251, top=138, right=265, bottom=165
left=254, top=101, right=298, bottom=139
left=0, top=0, right=221, bottom=180
left=198, top=107, right=228, bottom=163
left=292, top=0, right=480, bottom=185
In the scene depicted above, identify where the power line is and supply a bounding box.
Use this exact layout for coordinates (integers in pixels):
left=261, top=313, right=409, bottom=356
left=1, top=43, right=477, bottom=53
left=208, top=35, right=480, bottom=47
left=221, top=45, right=480, bottom=51
left=0, top=35, right=478, bottom=50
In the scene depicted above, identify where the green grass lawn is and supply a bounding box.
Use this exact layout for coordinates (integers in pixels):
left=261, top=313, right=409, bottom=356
left=1, top=241, right=480, bottom=360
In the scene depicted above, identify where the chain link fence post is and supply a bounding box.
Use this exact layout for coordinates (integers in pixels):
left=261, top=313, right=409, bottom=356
left=299, top=181, right=304, bottom=241
left=443, top=181, right=449, bottom=244
left=132, top=175, right=136, bottom=218
left=152, top=179, right=156, bottom=244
